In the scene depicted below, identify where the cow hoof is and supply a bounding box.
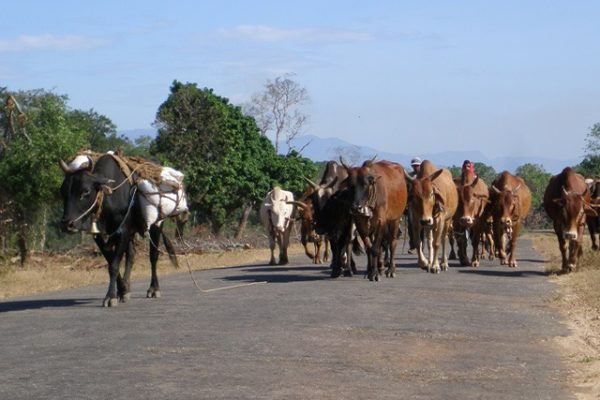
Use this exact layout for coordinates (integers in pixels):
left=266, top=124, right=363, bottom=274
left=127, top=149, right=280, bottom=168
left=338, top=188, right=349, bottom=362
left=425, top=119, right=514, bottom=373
left=449, top=251, right=456, bottom=260
left=593, top=244, right=599, bottom=251
left=278, top=259, right=289, bottom=265
left=103, top=297, right=118, bottom=307
left=567, top=263, right=576, bottom=272
left=146, top=289, right=161, bottom=298
left=472, top=261, right=479, bottom=268
left=488, top=256, right=494, bottom=261
left=374, top=274, right=380, bottom=282
left=119, top=293, right=131, bottom=303
left=269, top=259, right=277, bottom=266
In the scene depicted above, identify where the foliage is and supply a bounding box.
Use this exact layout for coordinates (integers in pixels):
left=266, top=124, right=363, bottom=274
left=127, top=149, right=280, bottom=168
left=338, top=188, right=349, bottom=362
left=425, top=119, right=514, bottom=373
left=515, top=163, right=552, bottom=210
left=153, top=81, right=316, bottom=233
left=584, top=122, right=600, bottom=157
left=448, top=162, right=497, bottom=185
left=576, top=155, right=600, bottom=178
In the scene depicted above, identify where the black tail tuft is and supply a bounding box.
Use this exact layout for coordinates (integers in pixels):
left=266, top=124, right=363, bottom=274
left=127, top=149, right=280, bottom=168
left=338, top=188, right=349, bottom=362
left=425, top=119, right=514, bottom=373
left=162, top=231, right=179, bottom=268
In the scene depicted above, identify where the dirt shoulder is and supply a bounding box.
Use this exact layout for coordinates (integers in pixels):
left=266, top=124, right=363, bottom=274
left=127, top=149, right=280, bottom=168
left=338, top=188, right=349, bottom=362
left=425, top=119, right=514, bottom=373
left=0, top=241, right=307, bottom=300
left=527, top=231, right=600, bottom=400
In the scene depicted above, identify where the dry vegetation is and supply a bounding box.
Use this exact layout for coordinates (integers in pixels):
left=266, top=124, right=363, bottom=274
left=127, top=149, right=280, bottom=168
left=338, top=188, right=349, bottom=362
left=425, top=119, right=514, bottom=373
left=0, top=238, right=306, bottom=300
left=528, top=231, right=600, bottom=400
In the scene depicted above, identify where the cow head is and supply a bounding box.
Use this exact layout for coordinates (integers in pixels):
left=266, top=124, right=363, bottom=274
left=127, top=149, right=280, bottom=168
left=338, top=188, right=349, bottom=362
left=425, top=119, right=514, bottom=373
left=264, top=188, right=293, bottom=234
left=59, top=160, right=110, bottom=233
left=342, top=163, right=379, bottom=218
left=553, top=187, right=597, bottom=240
left=407, top=169, right=445, bottom=227
left=292, top=200, right=319, bottom=242
left=491, top=184, right=521, bottom=234
left=456, top=177, right=488, bottom=228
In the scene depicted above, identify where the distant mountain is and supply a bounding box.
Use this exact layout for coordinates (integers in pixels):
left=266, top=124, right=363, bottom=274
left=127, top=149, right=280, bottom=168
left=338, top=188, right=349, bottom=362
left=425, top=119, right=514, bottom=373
left=283, top=134, right=579, bottom=174
left=119, top=129, right=579, bottom=174
left=119, top=128, right=157, bottom=141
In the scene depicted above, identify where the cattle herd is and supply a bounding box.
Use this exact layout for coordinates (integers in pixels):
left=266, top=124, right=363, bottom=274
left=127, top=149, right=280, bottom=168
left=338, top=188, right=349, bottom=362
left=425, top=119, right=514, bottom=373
left=261, top=158, right=600, bottom=281
left=58, top=152, right=600, bottom=306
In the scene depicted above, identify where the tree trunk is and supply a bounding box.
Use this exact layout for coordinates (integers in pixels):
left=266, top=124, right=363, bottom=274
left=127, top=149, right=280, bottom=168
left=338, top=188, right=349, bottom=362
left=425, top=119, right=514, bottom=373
left=39, top=206, right=47, bottom=253
left=15, top=210, right=28, bottom=266
left=235, top=202, right=255, bottom=240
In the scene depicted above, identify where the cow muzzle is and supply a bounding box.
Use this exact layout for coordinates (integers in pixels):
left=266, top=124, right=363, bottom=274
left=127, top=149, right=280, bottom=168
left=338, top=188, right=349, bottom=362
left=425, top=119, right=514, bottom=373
left=460, top=216, right=474, bottom=228
left=60, top=219, right=79, bottom=234
left=563, top=231, right=577, bottom=241
left=351, top=205, right=373, bottom=217
left=420, top=217, right=434, bottom=227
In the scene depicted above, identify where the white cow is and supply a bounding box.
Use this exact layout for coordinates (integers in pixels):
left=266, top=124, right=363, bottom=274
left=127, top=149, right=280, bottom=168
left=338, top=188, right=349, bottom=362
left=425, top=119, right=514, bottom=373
left=260, top=187, right=295, bottom=265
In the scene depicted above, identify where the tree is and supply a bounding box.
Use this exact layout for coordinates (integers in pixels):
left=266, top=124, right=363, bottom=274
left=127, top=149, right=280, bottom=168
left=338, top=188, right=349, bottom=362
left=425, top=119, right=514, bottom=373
left=576, top=122, right=600, bottom=177
left=515, top=163, right=551, bottom=210
left=244, top=74, right=309, bottom=154
left=153, top=81, right=316, bottom=234
left=0, top=90, right=87, bottom=263
left=448, top=162, right=496, bottom=185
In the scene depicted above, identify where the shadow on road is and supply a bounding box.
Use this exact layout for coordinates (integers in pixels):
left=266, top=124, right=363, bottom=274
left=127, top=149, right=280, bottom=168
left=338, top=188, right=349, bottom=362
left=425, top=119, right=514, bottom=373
left=457, top=269, right=546, bottom=277
left=222, top=270, right=330, bottom=284
left=241, top=266, right=330, bottom=273
left=0, top=298, right=95, bottom=313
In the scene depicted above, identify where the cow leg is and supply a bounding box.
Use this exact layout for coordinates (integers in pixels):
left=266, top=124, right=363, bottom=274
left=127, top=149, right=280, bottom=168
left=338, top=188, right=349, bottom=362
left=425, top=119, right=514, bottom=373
left=356, top=224, right=376, bottom=281
left=323, top=238, right=330, bottom=263
left=146, top=225, right=162, bottom=298
left=330, top=236, right=343, bottom=278
left=268, top=232, right=277, bottom=265
left=440, top=220, right=451, bottom=271
left=279, top=225, right=291, bottom=265
left=302, top=236, right=315, bottom=263
left=370, top=220, right=386, bottom=281
left=118, top=240, right=135, bottom=302
left=103, top=235, right=129, bottom=307
left=315, top=240, right=322, bottom=264
left=587, top=217, right=599, bottom=250
left=495, top=221, right=508, bottom=265
left=471, top=222, right=483, bottom=267
left=448, top=229, right=456, bottom=260
left=414, top=223, right=428, bottom=270
left=507, top=224, right=520, bottom=268
left=385, top=221, right=400, bottom=278
left=424, top=228, right=435, bottom=272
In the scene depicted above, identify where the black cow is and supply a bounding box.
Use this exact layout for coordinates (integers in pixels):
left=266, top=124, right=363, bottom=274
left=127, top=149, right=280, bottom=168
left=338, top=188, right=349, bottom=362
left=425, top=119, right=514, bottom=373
left=60, top=154, right=179, bottom=307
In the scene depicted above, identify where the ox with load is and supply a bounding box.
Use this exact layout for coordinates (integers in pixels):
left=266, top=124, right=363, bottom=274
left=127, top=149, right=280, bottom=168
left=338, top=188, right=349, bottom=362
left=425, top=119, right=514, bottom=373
left=59, top=151, right=188, bottom=307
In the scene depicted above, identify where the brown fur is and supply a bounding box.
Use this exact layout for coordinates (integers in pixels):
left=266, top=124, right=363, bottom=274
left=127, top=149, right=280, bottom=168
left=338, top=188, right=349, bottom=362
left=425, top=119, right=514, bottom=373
left=406, top=160, right=458, bottom=273
left=490, top=171, right=532, bottom=267
left=344, top=160, right=408, bottom=281
left=544, top=167, right=597, bottom=273
left=454, top=177, right=489, bottom=267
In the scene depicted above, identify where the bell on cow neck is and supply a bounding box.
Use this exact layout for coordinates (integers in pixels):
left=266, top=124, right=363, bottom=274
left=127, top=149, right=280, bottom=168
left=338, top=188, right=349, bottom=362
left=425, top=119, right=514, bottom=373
left=90, top=220, right=100, bottom=235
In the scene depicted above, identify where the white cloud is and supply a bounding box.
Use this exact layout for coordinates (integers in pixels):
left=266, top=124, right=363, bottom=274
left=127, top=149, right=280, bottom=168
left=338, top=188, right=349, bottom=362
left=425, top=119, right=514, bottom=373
left=217, top=25, right=371, bottom=43
left=0, top=34, right=106, bottom=52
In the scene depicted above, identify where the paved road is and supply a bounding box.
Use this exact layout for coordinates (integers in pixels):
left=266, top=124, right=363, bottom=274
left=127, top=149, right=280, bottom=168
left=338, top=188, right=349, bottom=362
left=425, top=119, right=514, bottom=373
left=0, top=239, right=572, bottom=399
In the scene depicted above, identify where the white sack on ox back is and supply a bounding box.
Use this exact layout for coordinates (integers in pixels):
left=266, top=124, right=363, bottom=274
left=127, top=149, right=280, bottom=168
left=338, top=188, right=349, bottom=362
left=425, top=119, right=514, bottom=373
left=137, top=168, right=188, bottom=230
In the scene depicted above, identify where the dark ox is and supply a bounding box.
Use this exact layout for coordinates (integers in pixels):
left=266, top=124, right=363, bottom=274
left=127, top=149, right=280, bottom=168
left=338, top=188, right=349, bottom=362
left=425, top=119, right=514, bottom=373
left=405, top=160, right=457, bottom=273
left=544, top=167, right=598, bottom=273
left=585, top=178, right=600, bottom=250
left=454, top=176, right=489, bottom=267
left=59, top=154, right=179, bottom=307
left=294, top=161, right=349, bottom=264
left=489, top=171, right=531, bottom=268
left=343, top=159, right=407, bottom=281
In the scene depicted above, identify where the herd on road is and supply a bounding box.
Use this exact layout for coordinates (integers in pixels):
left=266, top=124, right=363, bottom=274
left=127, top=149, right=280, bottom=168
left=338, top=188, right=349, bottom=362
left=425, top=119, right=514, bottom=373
left=58, top=152, right=600, bottom=307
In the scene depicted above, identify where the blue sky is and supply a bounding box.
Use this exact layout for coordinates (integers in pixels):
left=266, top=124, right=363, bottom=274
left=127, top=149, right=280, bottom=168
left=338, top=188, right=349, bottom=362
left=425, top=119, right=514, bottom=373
left=3, top=1, right=599, bottom=160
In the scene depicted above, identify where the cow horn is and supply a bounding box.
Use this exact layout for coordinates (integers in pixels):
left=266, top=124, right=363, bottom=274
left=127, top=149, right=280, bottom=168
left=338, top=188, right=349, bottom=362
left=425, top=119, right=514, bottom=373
left=491, top=185, right=501, bottom=194
left=339, top=156, right=351, bottom=171
left=59, top=159, right=73, bottom=174
left=324, top=176, right=338, bottom=189
left=512, top=184, right=521, bottom=195
left=404, top=169, right=415, bottom=182
left=287, top=201, right=307, bottom=209
left=561, top=186, right=569, bottom=196
left=304, top=177, right=319, bottom=190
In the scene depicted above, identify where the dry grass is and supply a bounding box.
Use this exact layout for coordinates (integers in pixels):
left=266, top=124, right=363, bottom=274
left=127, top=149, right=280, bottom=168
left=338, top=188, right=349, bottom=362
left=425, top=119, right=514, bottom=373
left=528, top=231, right=600, bottom=400
left=0, top=242, right=306, bottom=300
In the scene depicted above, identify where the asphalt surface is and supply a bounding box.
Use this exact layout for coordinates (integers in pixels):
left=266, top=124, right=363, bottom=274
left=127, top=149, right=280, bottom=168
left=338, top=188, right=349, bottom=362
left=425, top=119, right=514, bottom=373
left=0, top=239, right=572, bottom=399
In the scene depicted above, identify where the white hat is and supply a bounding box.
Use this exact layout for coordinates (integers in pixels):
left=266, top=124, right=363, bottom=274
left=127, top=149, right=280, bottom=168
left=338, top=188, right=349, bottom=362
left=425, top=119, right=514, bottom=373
left=410, top=157, right=422, bottom=166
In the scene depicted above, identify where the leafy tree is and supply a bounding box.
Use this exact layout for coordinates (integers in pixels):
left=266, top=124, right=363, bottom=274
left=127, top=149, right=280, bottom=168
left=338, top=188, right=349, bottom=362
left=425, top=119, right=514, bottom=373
left=0, top=90, right=87, bottom=262
left=576, top=123, right=600, bottom=177
left=243, top=73, right=309, bottom=154
left=153, top=81, right=316, bottom=234
left=515, top=163, right=551, bottom=210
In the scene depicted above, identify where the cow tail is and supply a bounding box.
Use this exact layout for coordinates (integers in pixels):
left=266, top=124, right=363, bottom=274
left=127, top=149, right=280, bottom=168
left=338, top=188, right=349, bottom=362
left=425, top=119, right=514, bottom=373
left=162, top=231, right=179, bottom=268
left=352, top=237, right=364, bottom=256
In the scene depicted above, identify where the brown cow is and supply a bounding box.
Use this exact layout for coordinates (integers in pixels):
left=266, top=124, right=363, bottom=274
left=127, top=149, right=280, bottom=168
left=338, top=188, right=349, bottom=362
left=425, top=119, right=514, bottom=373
left=454, top=176, right=490, bottom=267
left=405, top=160, right=458, bottom=273
left=489, top=171, right=531, bottom=268
left=585, top=178, right=600, bottom=250
left=544, top=168, right=597, bottom=273
left=343, top=159, right=408, bottom=281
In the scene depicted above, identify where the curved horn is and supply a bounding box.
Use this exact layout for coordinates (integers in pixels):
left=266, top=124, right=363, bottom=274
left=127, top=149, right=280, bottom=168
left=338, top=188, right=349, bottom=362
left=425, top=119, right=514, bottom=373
left=324, top=176, right=338, bottom=189
left=512, top=184, right=521, bottom=195
left=339, top=156, right=351, bottom=171
left=561, top=186, right=569, bottom=196
left=303, top=177, right=319, bottom=190
left=491, top=185, right=501, bottom=194
left=404, top=169, right=415, bottom=182
left=59, top=159, right=73, bottom=174
left=287, top=201, right=308, bottom=209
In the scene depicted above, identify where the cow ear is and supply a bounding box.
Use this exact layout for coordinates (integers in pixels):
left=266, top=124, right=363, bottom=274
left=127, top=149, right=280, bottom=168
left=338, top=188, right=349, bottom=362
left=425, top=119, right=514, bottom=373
left=428, top=169, right=444, bottom=182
